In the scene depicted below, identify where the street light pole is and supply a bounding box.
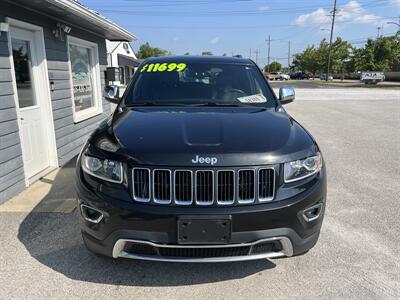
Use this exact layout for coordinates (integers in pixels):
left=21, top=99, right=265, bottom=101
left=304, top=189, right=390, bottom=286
left=386, top=16, right=400, bottom=30
left=326, top=0, right=337, bottom=82
left=387, top=21, right=400, bottom=27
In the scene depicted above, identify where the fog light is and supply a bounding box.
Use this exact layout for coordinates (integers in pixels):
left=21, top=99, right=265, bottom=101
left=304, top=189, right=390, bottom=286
left=80, top=204, right=104, bottom=224
left=303, top=203, right=323, bottom=222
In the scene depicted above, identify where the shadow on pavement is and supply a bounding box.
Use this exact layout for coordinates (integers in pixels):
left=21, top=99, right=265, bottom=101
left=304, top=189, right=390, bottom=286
left=17, top=156, right=275, bottom=286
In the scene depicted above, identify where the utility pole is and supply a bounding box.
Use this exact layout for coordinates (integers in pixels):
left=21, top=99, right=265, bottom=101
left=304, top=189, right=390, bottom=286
left=376, top=26, right=382, bottom=38
left=288, top=40, right=291, bottom=69
left=266, top=35, right=271, bottom=72
left=255, top=49, right=259, bottom=66
left=249, top=48, right=252, bottom=60
left=326, top=0, right=337, bottom=82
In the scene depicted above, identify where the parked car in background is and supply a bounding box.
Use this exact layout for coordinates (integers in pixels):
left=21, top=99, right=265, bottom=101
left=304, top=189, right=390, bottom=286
left=269, top=72, right=278, bottom=80
left=360, top=71, right=385, bottom=84
left=290, top=72, right=310, bottom=80
left=263, top=71, right=274, bottom=81
left=319, top=74, right=333, bottom=81
left=268, top=72, right=289, bottom=81
left=275, top=72, right=290, bottom=80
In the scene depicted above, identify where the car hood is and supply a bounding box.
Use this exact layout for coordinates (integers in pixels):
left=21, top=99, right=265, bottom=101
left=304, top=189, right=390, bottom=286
left=91, top=107, right=318, bottom=167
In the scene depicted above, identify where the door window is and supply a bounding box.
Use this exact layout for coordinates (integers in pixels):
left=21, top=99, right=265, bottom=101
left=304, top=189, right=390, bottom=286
left=68, top=37, right=102, bottom=122
left=11, top=38, right=36, bottom=108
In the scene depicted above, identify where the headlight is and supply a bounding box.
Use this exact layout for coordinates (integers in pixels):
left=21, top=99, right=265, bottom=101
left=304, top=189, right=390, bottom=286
left=284, top=153, right=322, bottom=183
left=81, top=153, right=123, bottom=183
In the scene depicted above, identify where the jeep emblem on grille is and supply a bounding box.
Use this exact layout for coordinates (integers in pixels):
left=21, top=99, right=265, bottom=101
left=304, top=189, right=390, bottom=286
left=192, top=155, right=218, bottom=165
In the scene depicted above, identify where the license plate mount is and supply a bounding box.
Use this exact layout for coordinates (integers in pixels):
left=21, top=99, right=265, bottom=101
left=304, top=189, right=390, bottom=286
left=177, top=216, right=232, bottom=244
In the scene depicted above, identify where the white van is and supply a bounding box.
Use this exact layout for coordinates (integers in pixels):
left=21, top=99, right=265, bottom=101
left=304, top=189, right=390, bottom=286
left=360, top=72, right=385, bottom=84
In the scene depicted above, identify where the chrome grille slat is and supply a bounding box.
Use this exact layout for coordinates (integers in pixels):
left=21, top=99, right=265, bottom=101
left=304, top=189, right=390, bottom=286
left=174, top=170, right=193, bottom=205
left=195, top=170, right=214, bottom=205
left=238, top=169, right=255, bottom=203
left=258, top=168, right=275, bottom=202
left=217, top=170, right=235, bottom=205
left=153, top=169, right=172, bottom=204
left=132, top=167, right=275, bottom=206
left=132, top=168, right=151, bottom=202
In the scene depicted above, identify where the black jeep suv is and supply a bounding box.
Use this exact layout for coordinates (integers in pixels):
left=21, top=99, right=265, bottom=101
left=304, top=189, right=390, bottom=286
left=76, top=56, right=326, bottom=262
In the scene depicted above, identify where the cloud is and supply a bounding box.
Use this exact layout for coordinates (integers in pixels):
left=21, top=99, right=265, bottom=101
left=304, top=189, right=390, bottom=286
left=259, top=5, right=269, bottom=11
left=293, top=1, right=386, bottom=27
left=390, top=0, right=400, bottom=8
left=172, top=37, right=180, bottom=42
left=210, top=36, right=220, bottom=44
left=294, top=8, right=329, bottom=26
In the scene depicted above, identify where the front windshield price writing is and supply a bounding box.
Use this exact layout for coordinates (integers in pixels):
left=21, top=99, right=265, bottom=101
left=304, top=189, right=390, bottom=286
left=140, top=63, right=186, bottom=73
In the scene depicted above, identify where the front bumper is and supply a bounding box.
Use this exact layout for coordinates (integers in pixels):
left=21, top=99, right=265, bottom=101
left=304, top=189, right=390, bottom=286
left=76, top=162, right=327, bottom=262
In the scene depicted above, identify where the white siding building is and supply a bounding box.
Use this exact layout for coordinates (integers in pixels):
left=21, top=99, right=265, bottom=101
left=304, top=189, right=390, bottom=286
left=106, top=41, right=140, bottom=89
left=0, top=0, right=136, bottom=203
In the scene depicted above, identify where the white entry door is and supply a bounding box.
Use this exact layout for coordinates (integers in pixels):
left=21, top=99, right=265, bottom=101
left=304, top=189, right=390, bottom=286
left=10, top=26, right=51, bottom=180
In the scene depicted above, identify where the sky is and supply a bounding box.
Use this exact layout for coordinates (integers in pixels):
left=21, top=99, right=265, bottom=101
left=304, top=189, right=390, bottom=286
left=81, top=0, right=400, bottom=67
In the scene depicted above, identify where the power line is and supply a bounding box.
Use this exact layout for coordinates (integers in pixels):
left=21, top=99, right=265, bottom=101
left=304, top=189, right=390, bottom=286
left=118, top=16, right=399, bottom=30
left=348, top=32, right=398, bottom=44
left=98, top=0, right=388, bottom=16
left=98, top=0, right=387, bottom=8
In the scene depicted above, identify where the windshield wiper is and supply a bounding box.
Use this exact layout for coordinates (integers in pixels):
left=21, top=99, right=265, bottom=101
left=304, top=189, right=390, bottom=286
left=191, top=102, right=246, bottom=107
left=129, top=102, right=186, bottom=107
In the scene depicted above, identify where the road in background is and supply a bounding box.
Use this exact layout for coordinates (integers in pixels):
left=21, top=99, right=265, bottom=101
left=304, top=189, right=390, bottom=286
left=270, top=79, right=400, bottom=88
left=0, top=85, right=399, bottom=299
left=270, top=81, right=400, bottom=100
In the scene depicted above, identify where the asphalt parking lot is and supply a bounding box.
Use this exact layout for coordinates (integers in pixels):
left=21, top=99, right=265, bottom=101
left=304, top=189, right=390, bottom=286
left=0, top=83, right=399, bottom=299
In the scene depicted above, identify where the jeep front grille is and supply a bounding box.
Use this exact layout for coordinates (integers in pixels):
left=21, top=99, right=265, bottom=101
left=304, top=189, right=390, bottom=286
left=258, top=168, right=275, bottom=202
left=132, top=168, right=151, bottom=202
left=131, top=167, right=275, bottom=206
left=195, top=170, right=214, bottom=205
left=175, top=170, right=192, bottom=204
left=238, top=169, right=255, bottom=203
left=217, top=170, right=235, bottom=204
left=153, top=169, right=172, bottom=204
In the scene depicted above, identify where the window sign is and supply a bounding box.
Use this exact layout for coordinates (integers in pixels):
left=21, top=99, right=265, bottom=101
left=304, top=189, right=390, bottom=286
left=69, top=44, right=94, bottom=112
left=68, top=37, right=102, bottom=122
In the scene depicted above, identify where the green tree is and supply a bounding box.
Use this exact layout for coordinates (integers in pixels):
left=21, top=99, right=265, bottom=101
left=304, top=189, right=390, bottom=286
left=136, top=42, right=171, bottom=59
left=264, top=61, right=282, bottom=72
left=202, top=51, right=213, bottom=56
left=316, top=39, right=329, bottom=73
left=292, top=37, right=352, bottom=76
left=327, top=37, right=353, bottom=74
left=292, top=45, right=319, bottom=77
left=350, top=34, right=400, bottom=71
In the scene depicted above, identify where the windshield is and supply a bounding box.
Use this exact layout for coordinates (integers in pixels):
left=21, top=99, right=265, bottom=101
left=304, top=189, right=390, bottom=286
left=125, top=62, right=276, bottom=107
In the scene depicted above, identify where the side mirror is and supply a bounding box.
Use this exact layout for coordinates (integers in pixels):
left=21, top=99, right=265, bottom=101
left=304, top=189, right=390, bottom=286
left=279, top=86, right=295, bottom=104
left=104, top=85, right=120, bottom=104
